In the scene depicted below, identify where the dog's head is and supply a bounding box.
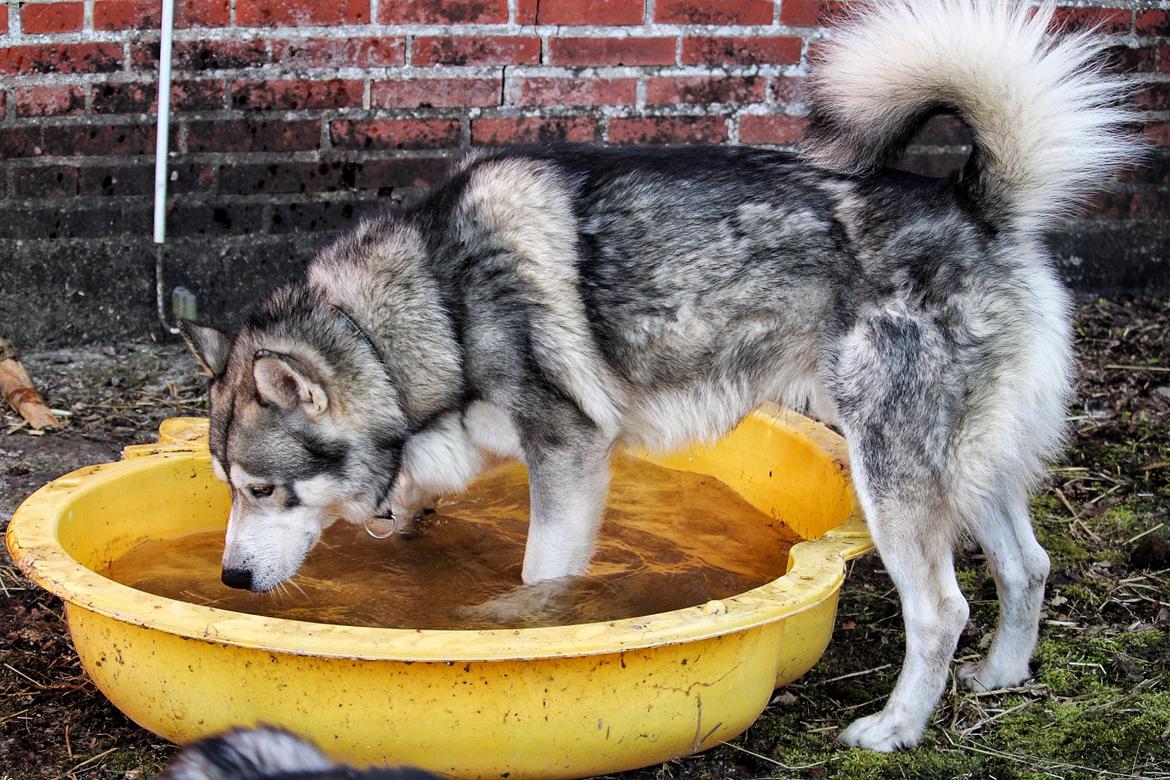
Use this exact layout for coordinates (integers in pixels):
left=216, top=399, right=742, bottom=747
left=180, top=289, right=416, bottom=593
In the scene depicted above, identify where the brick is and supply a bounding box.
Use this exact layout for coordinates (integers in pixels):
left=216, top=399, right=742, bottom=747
left=909, top=114, right=971, bottom=146
left=186, top=119, right=322, bottom=153
left=895, top=151, right=969, bottom=179
left=1136, top=82, right=1170, bottom=111
left=413, top=36, right=540, bottom=66
left=96, top=0, right=226, bottom=29
left=738, top=114, right=807, bottom=144
left=549, top=37, right=676, bottom=66
left=1142, top=120, right=1170, bottom=146
left=102, top=162, right=215, bottom=194
left=0, top=124, right=156, bottom=157
left=770, top=76, right=806, bottom=106
left=22, top=2, right=85, bottom=33
left=517, top=0, right=538, bottom=23
left=1137, top=10, right=1170, bottom=37
left=269, top=201, right=378, bottom=234
left=330, top=119, right=461, bottom=150
left=230, top=79, right=365, bottom=110
left=134, top=40, right=268, bottom=70
left=353, top=158, right=449, bottom=190
left=14, top=166, right=80, bottom=198
left=88, top=81, right=222, bottom=113
left=516, top=0, right=538, bottom=24
left=172, top=80, right=227, bottom=111
left=0, top=44, right=124, bottom=76
left=12, top=85, right=86, bottom=117
left=539, top=0, right=643, bottom=25
left=607, top=115, right=728, bottom=145
left=0, top=207, right=132, bottom=239
left=94, top=0, right=157, bottom=29
left=79, top=165, right=150, bottom=195
left=1089, top=190, right=1170, bottom=220
left=379, top=0, right=507, bottom=24
left=1118, top=153, right=1170, bottom=184
left=77, top=163, right=215, bottom=195
left=237, top=0, right=370, bottom=26
left=176, top=0, right=230, bottom=27
left=682, top=36, right=802, bottom=66
left=220, top=161, right=355, bottom=194
left=472, top=116, right=598, bottom=144
left=274, top=38, right=406, bottom=68
left=780, top=0, right=824, bottom=27
left=1106, top=44, right=1157, bottom=73
left=1052, top=6, right=1131, bottom=35
left=509, top=77, right=636, bottom=107
left=0, top=5, right=7, bottom=34
left=372, top=78, right=502, bottom=109
left=169, top=204, right=268, bottom=237
left=92, top=82, right=155, bottom=114
left=656, top=0, right=771, bottom=25
left=645, top=76, right=764, bottom=106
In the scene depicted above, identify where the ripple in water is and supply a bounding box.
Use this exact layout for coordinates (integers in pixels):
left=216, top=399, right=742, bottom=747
left=101, top=454, right=801, bottom=630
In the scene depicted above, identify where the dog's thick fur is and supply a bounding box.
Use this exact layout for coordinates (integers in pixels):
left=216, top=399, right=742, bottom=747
left=161, top=727, right=438, bottom=780
left=182, top=0, right=1136, bottom=750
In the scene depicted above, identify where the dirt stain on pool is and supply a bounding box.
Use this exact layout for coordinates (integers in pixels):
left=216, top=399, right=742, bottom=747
left=102, top=455, right=800, bottom=629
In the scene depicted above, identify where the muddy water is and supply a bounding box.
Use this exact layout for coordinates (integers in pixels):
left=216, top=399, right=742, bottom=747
left=102, top=455, right=800, bottom=630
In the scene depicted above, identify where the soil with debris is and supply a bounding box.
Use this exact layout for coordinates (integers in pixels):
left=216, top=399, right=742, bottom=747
left=1, top=299, right=1168, bottom=780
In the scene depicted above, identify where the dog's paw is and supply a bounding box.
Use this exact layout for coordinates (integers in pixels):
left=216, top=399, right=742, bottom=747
left=838, top=712, right=923, bottom=752
left=957, top=659, right=1030, bottom=692
left=454, top=580, right=566, bottom=626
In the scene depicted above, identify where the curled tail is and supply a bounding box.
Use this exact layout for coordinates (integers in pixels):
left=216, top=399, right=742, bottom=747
left=804, top=0, right=1139, bottom=235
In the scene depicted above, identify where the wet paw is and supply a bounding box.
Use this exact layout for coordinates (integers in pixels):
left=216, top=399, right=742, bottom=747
left=957, top=660, right=1029, bottom=692
left=838, top=712, right=923, bottom=752
left=454, top=580, right=566, bottom=625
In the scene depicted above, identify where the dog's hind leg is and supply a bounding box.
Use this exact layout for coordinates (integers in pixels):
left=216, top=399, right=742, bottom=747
left=830, top=312, right=970, bottom=751
left=958, top=490, right=1049, bottom=692
left=836, top=465, right=969, bottom=751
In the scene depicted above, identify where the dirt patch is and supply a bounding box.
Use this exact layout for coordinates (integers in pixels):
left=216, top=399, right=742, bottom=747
left=1, top=299, right=1168, bottom=779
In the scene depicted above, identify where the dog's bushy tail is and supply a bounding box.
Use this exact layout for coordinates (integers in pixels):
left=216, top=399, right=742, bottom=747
left=804, top=0, right=1139, bottom=235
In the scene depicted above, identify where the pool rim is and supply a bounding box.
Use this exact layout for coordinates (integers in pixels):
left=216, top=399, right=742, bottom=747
left=5, top=407, right=872, bottom=663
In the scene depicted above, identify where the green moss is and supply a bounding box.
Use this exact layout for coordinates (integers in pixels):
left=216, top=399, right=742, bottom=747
left=996, top=693, right=1170, bottom=774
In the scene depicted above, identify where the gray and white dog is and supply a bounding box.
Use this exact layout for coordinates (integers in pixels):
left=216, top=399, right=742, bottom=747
left=181, top=0, right=1136, bottom=751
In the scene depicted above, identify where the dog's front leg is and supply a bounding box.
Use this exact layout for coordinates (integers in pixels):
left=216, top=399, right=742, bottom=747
left=521, top=428, right=613, bottom=584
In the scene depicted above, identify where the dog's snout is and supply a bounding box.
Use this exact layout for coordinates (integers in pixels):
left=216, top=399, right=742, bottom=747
left=221, top=567, right=253, bottom=590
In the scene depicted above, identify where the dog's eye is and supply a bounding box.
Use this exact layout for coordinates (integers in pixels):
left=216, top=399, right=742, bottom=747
left=248, top=484, right=275, bottom=499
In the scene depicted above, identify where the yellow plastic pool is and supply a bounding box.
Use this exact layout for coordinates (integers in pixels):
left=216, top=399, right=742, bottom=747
left=6, top=408, right=871, bottom=779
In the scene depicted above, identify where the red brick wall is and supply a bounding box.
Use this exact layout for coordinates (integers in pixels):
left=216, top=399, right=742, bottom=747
left=0, top=1, right=1167, bottom=345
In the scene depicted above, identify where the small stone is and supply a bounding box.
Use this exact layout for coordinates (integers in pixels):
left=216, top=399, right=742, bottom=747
left=771, top=691, right=798, bottom=707
left=1154, top=386, right=1170, bottom=401
left=1131, top=533, right=1170, bottom=570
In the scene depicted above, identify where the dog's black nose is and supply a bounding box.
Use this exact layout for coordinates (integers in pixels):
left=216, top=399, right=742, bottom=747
left=221, top=568, right=253, bottom=590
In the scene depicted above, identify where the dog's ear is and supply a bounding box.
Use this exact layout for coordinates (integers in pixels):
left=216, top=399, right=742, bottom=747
left=180, top=322, right=232, bottom=379
left=253, top=353, right=329, bottom=418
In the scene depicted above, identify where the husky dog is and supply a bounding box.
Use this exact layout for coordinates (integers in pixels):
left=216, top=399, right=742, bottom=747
left=181, top=0, right=1136, bottom=750
left=161, top=727, right=438, bottom=779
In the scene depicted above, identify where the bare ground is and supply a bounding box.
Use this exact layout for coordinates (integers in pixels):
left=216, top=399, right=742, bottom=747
left=1, top=298, right=1168, bottom=780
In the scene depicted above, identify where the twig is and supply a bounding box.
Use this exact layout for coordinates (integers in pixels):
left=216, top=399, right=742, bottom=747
left=719, top=740, right=828, bottom=772
left=1104, top=364, right=1170, bottom=373
left=1127, top=523, right=1166, bottom=545
left=69, top=747, right=118, bottom=772
left=813, top=664, right=892, bottom=685
left=3, top=663, right=46, bottom=689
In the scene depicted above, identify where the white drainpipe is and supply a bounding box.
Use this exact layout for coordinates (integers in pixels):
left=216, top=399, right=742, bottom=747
left=154, top=0, right=180, bottom=334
